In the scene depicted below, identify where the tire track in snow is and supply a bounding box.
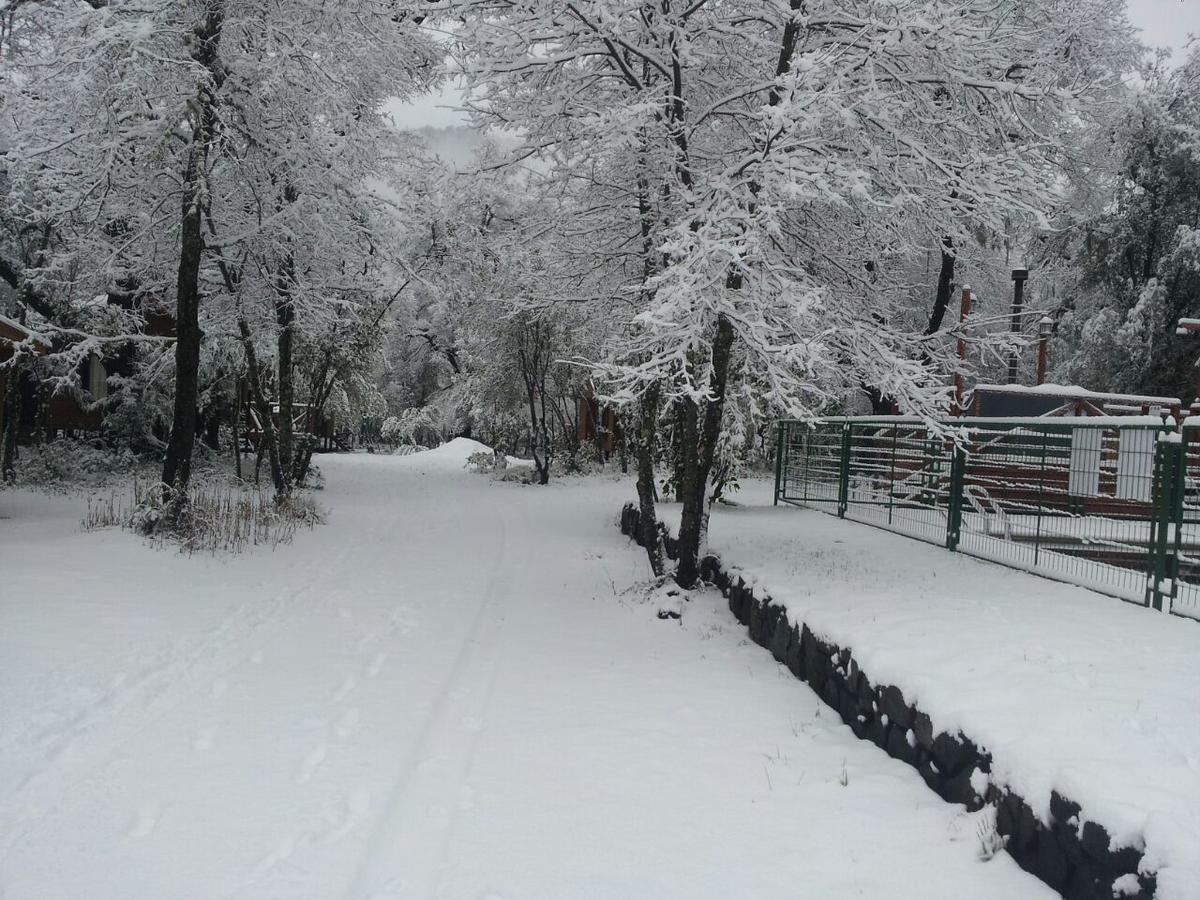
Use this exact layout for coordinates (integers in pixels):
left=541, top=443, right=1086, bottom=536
left=345, top=493, right=529, bottom=900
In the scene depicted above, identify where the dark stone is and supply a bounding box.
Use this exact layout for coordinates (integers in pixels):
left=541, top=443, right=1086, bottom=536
left=912, top=711, right=934, bottom=751
left=845, top=658, right=862, bottom=694
left=885, top=723, right=921, bottom=767
left=880, top=685, right=914, bottom=730
left=942, top=765, right=984, bottom=811
left=930, top=731, right=977, bottom=777
left=1009, top=794, right=1041, bottom=854
left=864, top=715, right=888, bottom=749
left=610, top=509, right=1154, bottom=900
left=1051, top=791, right=1083, bottom=829
left=837, top=684, right=860, bottom=726
left=784, top=626, right=804, bottom=678
left=749, top=600, right=765, bottom=646
left=729, top=582, right=750, bottom=625
left=1032, top=829, right=1073, bottom=890
left=1062, top=867, right=1107, bottom=900
left=855, top=673, right=875, bottom=710
left=768, top=609, right=791, bottom=664
left=821, top=675, right=840, bottom=706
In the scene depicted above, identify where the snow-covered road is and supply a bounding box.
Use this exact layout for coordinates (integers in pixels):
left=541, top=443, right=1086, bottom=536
left=1, top=448, right=1051, bottom=899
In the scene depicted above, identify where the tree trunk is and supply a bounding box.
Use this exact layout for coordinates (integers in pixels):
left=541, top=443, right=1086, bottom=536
left=274, top=252, right=296, bottom=481
left=926, top=237, right=955, bottom=336
left=233, top=375, right=243, bottom=480
left=237, top=314, right=288, bottom=498
left=634, top=383, right=665, bottom=578
left=159, top=2, right=225, bottom=516
left=1, top=369, right=21, bottom=484
left=160, top=150, right=206, bottom=509
left=675, top=314, right=735, bottom=588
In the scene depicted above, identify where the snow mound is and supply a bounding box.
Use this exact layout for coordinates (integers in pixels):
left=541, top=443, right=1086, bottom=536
left=405, top=437, right=494, bottom=468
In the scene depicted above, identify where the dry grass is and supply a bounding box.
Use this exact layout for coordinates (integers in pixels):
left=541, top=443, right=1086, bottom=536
left=83, top=479, right=323, bottom=555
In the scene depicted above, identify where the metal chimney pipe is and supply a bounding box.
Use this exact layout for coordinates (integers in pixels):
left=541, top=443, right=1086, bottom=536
left=1007, top=268, right=1029, bottom=384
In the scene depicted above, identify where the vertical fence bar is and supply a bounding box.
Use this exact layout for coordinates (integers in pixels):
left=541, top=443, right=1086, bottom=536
left=888, top=426, right=897, bottom=525
left=801, top=428, right=811, bottom=501
left=1148, top=434, right=1181, bottom=611
left=773, top=421, right=786, bottom=505
left=837, top=424, right=852, bottom=518
left=1034, top=429, right=1047, bottom=567
left=945, top=439, right=966, bottom=551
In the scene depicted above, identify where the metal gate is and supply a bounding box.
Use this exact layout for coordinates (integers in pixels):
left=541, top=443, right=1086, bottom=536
left=773, top=417, right=1193, bottom=618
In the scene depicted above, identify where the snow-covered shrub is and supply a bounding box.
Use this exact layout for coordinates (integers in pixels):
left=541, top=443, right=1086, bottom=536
left=465, top=450, right=496, bottom=473
left=122, top=480, right=324, bottom=555
left=380, top=407, right=441, bottom=448
left=494, top=464, right=538, bottom=484
left=10, top=438, right=148, bottom=491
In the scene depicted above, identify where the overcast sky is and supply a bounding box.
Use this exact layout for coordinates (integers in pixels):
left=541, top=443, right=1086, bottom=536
left=388, top=0, right=1200, bottom=132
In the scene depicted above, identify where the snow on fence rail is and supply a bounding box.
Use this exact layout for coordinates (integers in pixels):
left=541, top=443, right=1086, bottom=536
left=772, top=416, right=1199, bottom=620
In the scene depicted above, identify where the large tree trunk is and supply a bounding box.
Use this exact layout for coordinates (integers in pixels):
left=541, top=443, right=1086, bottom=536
left=1, top=368, right=21, bottom=484
left=159, top=2, right=225, bottom=515
left=160, top=151, right=206, bottom=507
left=634, top=383, right=665, bottom=578
left=274, top=239, right=297, bottom=481
left=674, top=314, right=735, bottom=588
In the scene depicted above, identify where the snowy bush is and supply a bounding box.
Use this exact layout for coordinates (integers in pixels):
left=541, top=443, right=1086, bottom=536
left=465, top=450, right=496, bottom=473
left=118, top=480, right=324, bottom=555
left=9, top=439, right=149, bottom=491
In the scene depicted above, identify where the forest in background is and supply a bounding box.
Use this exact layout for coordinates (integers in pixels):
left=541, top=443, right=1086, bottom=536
left=1, top=0, right=1198, bottom=584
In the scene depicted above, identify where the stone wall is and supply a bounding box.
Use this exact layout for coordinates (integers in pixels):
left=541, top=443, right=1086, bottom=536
left=620, top=504, right=1154, bottom=900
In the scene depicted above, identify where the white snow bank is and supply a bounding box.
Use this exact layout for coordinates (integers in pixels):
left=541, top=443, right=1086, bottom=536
left=669, top=482, right=1200, bottom=898
left=402, top=436, right=494, bottom=467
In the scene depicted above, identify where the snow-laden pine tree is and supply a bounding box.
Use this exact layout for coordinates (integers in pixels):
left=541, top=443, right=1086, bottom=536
left=450, top=0, right=1140, bottom=585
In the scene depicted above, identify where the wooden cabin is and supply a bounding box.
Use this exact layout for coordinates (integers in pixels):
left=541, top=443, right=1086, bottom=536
left=0, top=315, right=50, bottom=437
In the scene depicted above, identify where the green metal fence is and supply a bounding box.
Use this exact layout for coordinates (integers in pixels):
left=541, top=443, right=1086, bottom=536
left=773, top=416, right=1196, bottom=619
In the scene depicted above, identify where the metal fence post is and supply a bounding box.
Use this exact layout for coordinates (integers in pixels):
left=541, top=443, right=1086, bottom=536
left=945, top=440, right=966, bottom=551
left=773, top=421, right=786, bottom=506
left=1147, top=434, right=1182, bottom=611
left=837, top=423, right=852, bottom=518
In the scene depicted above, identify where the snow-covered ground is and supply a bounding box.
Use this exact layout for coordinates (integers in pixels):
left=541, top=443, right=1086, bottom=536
left=0, top=445, right=1052, bottom=899
left=694, top=481, right=1200, bottom=898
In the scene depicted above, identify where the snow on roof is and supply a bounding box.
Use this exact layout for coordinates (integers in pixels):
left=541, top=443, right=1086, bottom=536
left=972, top=383, right=1180, bottom=406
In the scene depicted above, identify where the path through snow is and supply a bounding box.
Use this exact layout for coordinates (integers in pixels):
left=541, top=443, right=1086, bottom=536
left=1, top=450, right=1051, bottom=898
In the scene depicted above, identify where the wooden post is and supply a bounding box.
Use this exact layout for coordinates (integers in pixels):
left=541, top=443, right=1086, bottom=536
left=953, top=286, right=972, bottom=415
